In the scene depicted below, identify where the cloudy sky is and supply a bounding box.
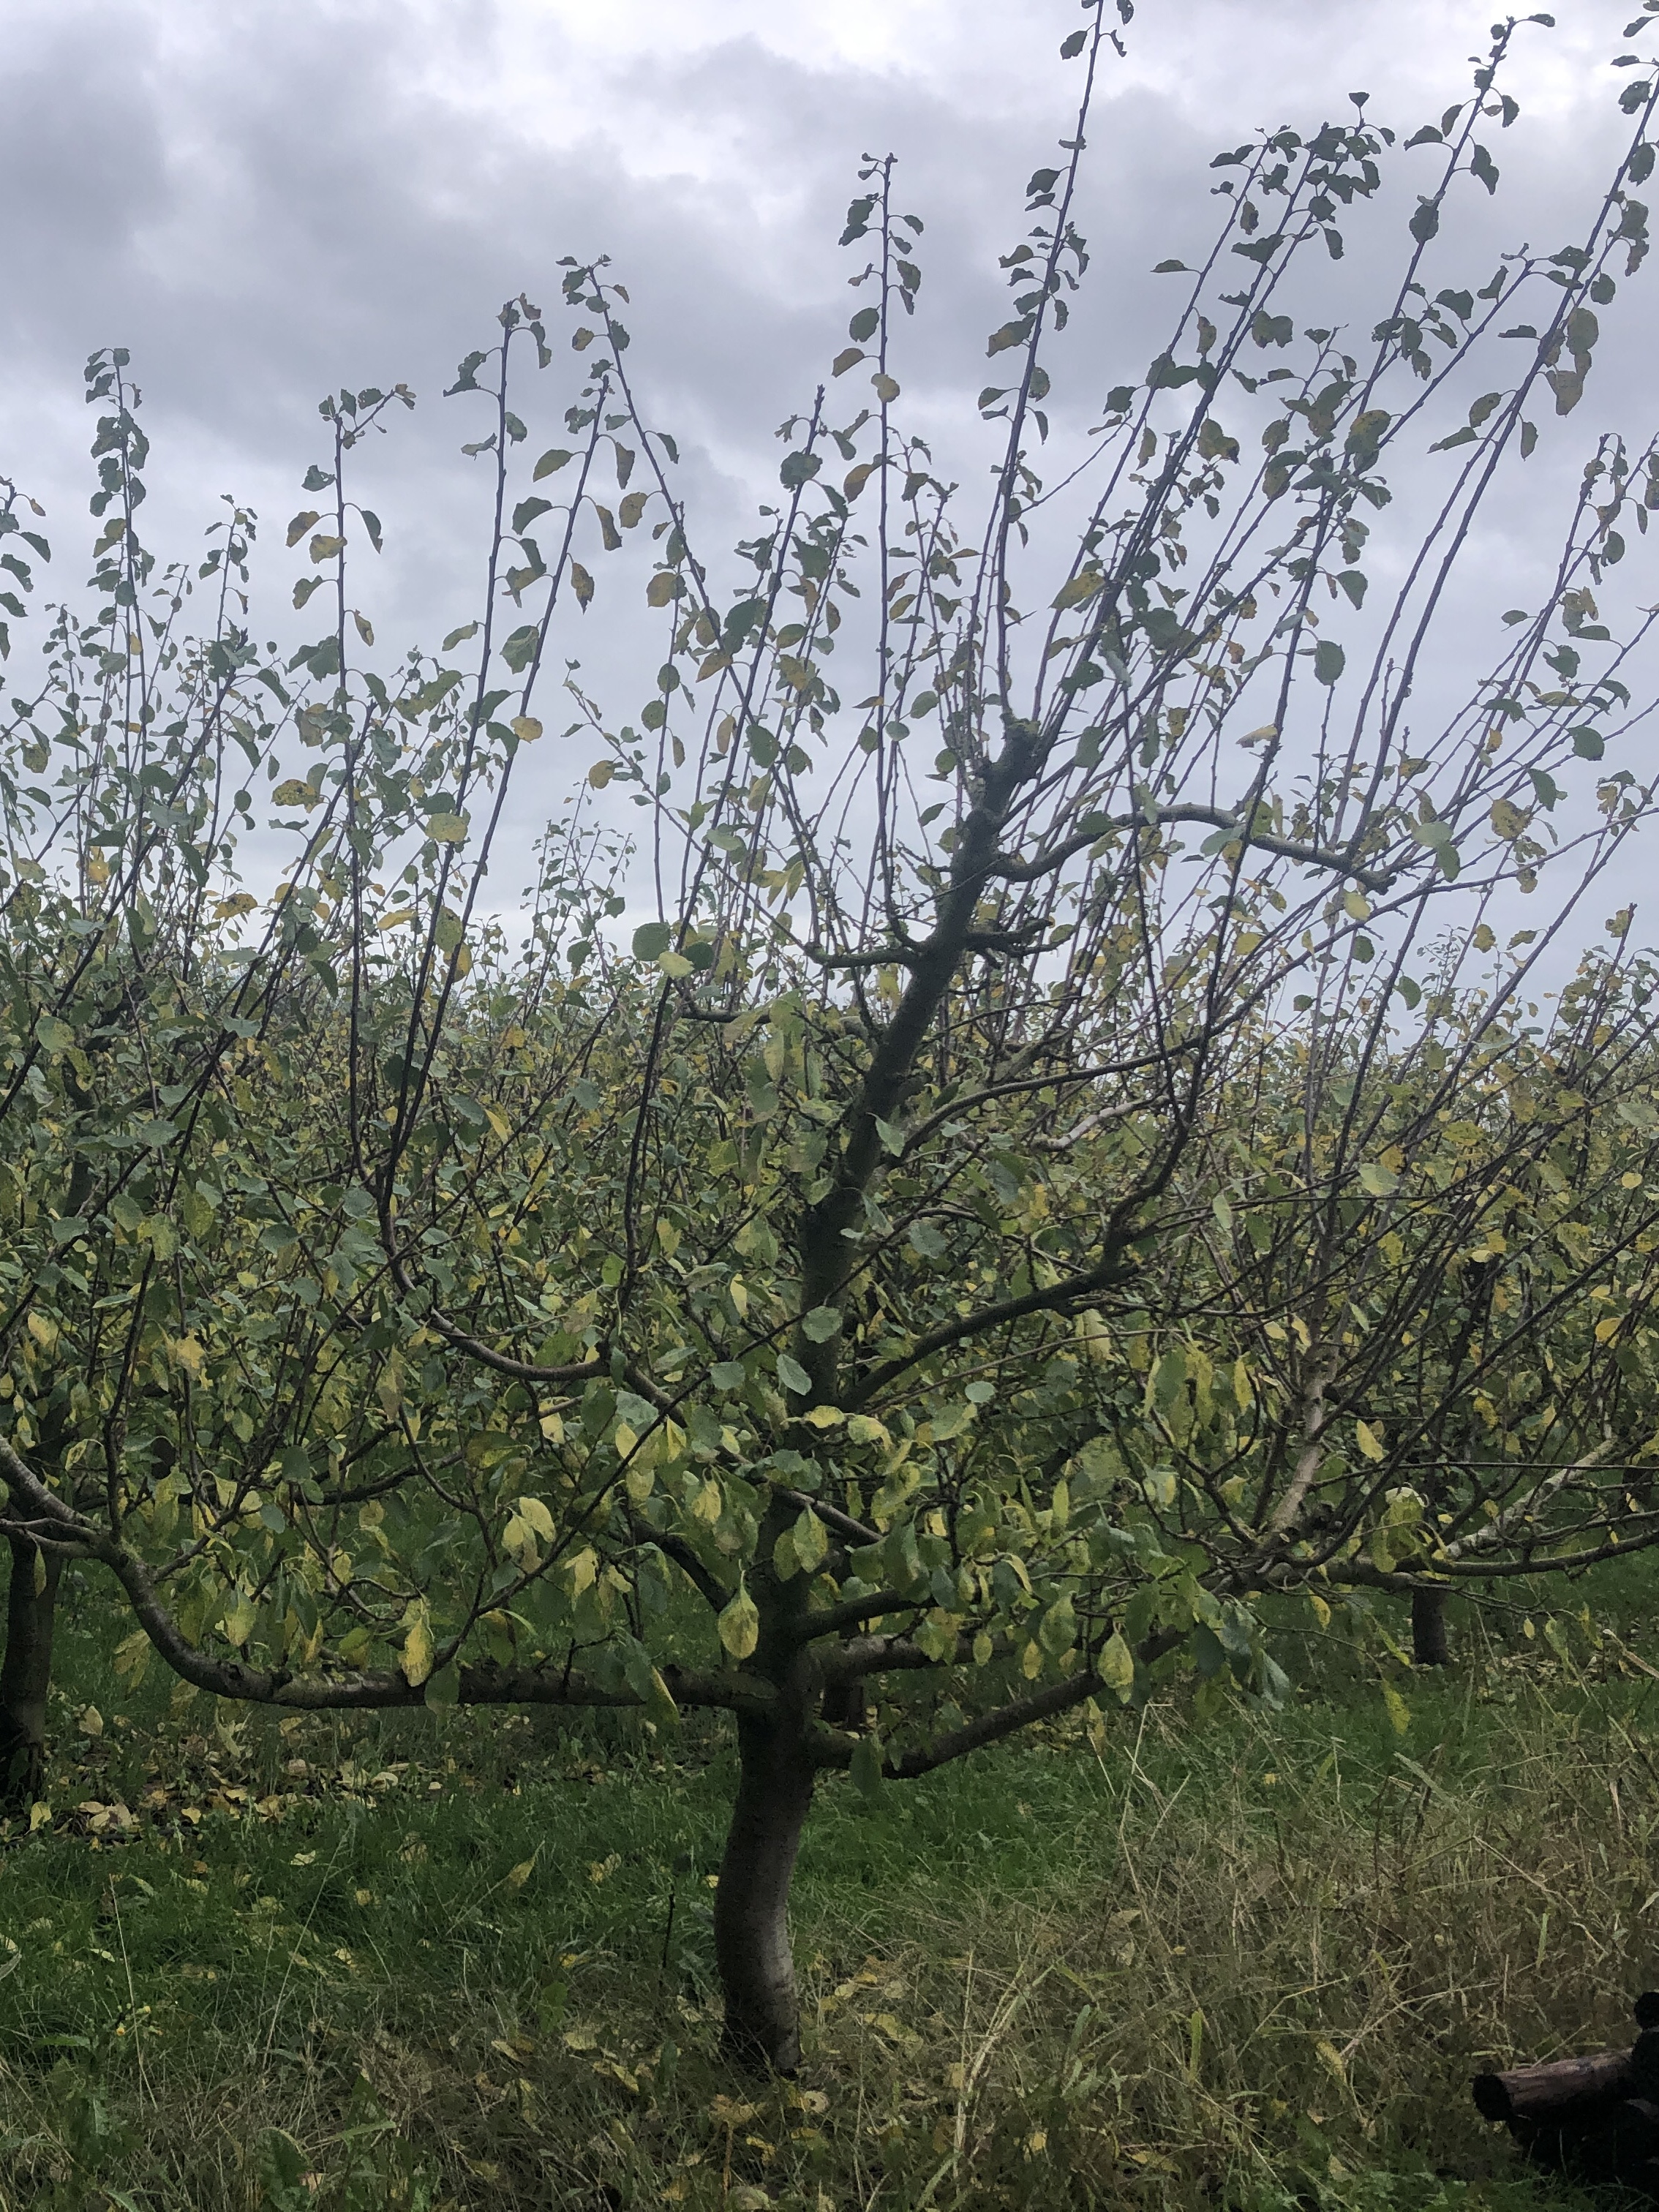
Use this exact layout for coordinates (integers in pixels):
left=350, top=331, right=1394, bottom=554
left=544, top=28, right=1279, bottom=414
left=1, top=0, right=1652, bottom=901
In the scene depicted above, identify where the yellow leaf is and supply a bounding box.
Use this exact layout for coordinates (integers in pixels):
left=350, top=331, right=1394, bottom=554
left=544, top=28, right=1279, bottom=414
left=567, top=1546, right=598, bottom=1595
left=26, top=1310, right=58, bottom=1352
left=505, top=1855, right=536, bottom=1890
left=401, top=1605, right=434, bottom=1688
left=517, top=1495, right=555, bottom=1542
left=1099, top=1630, right=1135, bottom=1700
left=1355, top=1419, right=1385, bottom=1462
left=375, top=1358, right=402, bottom=1419
left=871, top=372, right=900, bottom=403
left=1051, top=570, right=1104, bottom=612
left=1307, top=1590, right=1331, bottom=1629
left=792, top=1508, right=828, bottom=1575
left=29, top=1802, right=50, bottom=1832
left=1381, top=1680, right=1410, bottom=1736
left=587, top=760, right=614, bottom=789
left=511, top=716, right=542, bottom=743
left=718, top=1582, right=760, bottom=1661
left=613, top=1421, right=639, bottom=1461
left=802, top=1405, right=844, bottom=1429
left=570, top=560, right=594, bottom=609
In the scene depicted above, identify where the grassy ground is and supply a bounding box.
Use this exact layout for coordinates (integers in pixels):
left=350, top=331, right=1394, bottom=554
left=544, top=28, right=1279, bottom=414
left=2, top=1574, right=1658, bottom=2208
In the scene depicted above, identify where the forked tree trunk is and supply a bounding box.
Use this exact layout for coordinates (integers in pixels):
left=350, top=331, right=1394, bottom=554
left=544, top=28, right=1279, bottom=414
left=0, top=1536, right=61, bottom=1810
left=714, top=1712, right=816, bottom=2072
left=1412, top=1584, right=1452, bottom=1667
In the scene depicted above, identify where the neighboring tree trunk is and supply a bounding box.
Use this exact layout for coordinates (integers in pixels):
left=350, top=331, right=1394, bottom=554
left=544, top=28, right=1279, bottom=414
left=0, top=1536, right=61, bottom=1810
left=1412, top=1584, right=1452, bottom=1667
left=714, top=1711, right=817, bottom=2072
left=820, top=1677, right=864, bottom=1729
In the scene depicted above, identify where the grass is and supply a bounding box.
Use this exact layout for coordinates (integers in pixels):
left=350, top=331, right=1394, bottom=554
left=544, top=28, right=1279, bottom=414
left=2, top=1574, right=1659, bottom=2208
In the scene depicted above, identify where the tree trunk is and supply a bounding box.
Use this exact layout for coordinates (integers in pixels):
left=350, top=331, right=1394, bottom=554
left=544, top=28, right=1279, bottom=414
left=714, top=1712, right=816, bottom=2073
left=0, top=1536, right=61, bottom=1810
left=1412, top=1584, right=1451, bottom=1667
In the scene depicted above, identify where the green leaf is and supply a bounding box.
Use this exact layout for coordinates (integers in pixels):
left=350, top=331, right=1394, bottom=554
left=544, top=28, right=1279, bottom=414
left=1313, top=639, right=1346, bottom=685
left=632, top=920, right=673, bottom=961
left=987, top=318, right=1036, bottom=357
left=254, top=2129, right=312, bottom=2212
left=851, top=1730, right=884, bottom=1799
left=1358, top=1162, right=1399, bottom=1197
left=907, top=1221, right=947, bottom=1260
left=1152, top=1347, right=1187, bottom=1411
left=777, top=1353, right=813, bottom=1395
left=501, top=623, right=541, bottom=672
left=222, top=1593, right=257, bottom=1647
left=801, top=1307, right=841, bottom=1343
left=533, top=448, right=573, bottom=480
left=1039, top=1595, right=1077, bottom=1655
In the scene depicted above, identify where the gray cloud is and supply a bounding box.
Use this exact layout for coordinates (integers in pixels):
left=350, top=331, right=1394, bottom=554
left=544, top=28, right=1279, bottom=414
left=0, top=0, right=1652, bottom=902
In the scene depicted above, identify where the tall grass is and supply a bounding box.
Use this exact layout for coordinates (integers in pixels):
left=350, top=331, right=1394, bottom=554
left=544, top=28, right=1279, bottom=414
left=1, top=1587, right=1656, bottom=2208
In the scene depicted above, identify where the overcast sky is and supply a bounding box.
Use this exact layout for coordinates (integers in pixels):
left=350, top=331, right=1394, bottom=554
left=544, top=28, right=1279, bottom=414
left=1, top=0, right=1652, bottom=909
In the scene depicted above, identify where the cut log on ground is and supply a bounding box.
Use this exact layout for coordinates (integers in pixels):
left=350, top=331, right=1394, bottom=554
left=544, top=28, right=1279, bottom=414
left=1472, top=1996, right=1659, bottom=2198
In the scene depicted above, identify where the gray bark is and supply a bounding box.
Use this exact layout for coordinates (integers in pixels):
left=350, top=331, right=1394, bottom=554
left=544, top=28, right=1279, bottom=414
left=714, top=1712, right=816, bottom=2072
